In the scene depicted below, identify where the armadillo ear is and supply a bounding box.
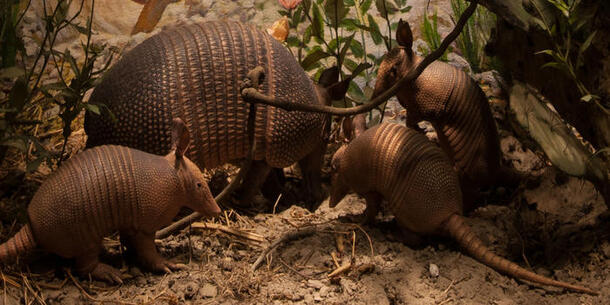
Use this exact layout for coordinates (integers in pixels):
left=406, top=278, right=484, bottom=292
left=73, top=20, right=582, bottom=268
left=171, top=118, right=190, bottom=159
left=327, top=79, right=350, bottom=101
left=396, top=19, right=413, bottom=50
left=318, top=66, right=340, bottom=88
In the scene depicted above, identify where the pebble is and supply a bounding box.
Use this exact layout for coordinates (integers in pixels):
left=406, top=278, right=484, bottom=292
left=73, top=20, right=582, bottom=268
left=307, top=279, right=324, bottom=290
left=429, top=263, right=440, bottom=278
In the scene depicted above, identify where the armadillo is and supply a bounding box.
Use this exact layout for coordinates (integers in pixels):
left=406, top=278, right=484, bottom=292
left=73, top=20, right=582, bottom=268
left=0, top=118, right=220, bottom=283
left=372, top=20, right=521, bottom=211
left=329, top=122, right=595, bottom=295
left=85, top=20, right=349, bottom=205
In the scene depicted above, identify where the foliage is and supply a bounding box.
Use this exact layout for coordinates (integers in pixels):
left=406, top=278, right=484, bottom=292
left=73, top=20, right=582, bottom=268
left=0, top=0, right=115, bottom=172
left=449, top=0, right=497, bottom=72
left=532, top=0, right=608, bottom=114
left=419, top=9, right=448, bottom=62
left=278, top=0, right=411, bottom=111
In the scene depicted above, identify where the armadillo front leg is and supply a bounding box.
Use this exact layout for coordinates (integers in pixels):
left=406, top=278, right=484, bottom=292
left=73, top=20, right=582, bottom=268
left=123, top=232, right=183, bottom=273
left=298, top=142, right=327, bottom=208
left=362, top=192, right=383, bottom=224
left=75, top=246, right=123, bottom=284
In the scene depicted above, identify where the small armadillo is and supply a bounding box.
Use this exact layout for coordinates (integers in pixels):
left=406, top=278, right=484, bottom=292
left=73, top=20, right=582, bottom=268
left=0, top=118, right=220, bottom=283
left=329, top=122, right=595, bottom=295
left=373, top=20, right=521, bottom=210
left=85, top=20, right=348, bottom=205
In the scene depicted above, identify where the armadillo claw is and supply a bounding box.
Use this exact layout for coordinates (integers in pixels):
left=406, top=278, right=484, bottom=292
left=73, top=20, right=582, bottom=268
left=89, top=263, right=124, bottom=285
left=146, top=259, right=186, bottom=274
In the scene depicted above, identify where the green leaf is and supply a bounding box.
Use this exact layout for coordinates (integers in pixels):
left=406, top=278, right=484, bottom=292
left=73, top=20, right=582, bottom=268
left=351, top=62, right=372, bottom=78
left=303, top=26, right=313, bottom=44
left=85, top=103, right=101, bottom=115
left=301, top=49, right=332, bottom=71
left=292, top=6, right=304, bottom=26
left=361, top=0, right=373, bottom=12
left=375, top=0, right=397, bottom=18
left=535, top=49, right=555, bottom=56
left=367, top=15, right=383, bottom=45
left=348, top=81, right=366, bottom=103
left=400, top=6, right=411, bottom=13
left=325, top=0, right=348, bottom=27
left=64, top=49, right=80, bottom=77
left=340, top=18, right=361, bottom=31
left=540, top=62, right=566, bottom=71
left=343, top=57, right=358, bottom=71
left=303, top=0, right=312, bottom=12
left=349, top=39, right=364, bottom=58
left=286, top=36, right=301, bottom=47
left=312, top=3, right=325, bottom=38
left=578, top=31, right=596, bottom=58
left=339, top=34, right=355, bottom=65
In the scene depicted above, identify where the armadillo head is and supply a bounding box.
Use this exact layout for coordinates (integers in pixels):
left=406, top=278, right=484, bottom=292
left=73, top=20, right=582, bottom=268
left=167, top=118, right=221, bottom=218
left=329, top=145, right=350, bottom=208
left=372, top=19, right=417, bottom=100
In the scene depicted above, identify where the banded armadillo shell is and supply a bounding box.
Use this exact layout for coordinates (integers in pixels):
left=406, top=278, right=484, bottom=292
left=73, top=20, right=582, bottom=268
left=344, top=123, right=462, bottom=233
left=401, top=61, right=501, bottom=179
left=85, top=20, right=324, bottom=170
left=27, top=145, right=179, bottom=258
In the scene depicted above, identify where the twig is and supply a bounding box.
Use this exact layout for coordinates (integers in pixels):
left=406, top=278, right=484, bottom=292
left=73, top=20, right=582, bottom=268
left=66, top=270, right=135, bottom=305
left=240, top=0, right=480, bottom=116
left=191, top=222, right=264, bottom=243
left=252, top=224, right=332, bottom=272
left=279, top=258, right=311, bottom=280
left=330, top=251, right=341, bottom=268
left=272, top=194, right=283, bottom=215
left=328, top=262, right=352, bottom=278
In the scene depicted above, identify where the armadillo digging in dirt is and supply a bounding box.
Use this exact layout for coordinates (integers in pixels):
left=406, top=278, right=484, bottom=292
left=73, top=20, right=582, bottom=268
left=329, top=122, right=596, bottom=295
left=0, top=118, right=220, bottom=283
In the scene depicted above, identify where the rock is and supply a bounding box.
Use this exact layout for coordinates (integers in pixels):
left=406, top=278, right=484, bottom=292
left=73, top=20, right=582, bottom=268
left=200, top=284, right=218, bottom=298
left=313, top=292, right=322, bottom=302
left=307, top=279, right=325, bottom=290
left=429, top=263, right=440, bottom=278
left=319, top=285, right=330, bottom=297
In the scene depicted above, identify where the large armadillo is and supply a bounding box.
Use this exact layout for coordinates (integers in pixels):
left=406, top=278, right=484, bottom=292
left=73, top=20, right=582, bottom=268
left=0, top=119, right=220, bottom=283
left=329, top=122, right=595, bottom=295
left=85, top=20, right=349, bottom=205
left=372, top=20, right=521, bottom=211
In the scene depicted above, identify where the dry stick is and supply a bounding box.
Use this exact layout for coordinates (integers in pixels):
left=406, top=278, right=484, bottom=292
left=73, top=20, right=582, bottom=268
left=190, top=222, right=264, bottom=243
left=155, top=67, right=264, bottom=239
left=251, top=224, right=332, bottom=272
left=241, top=0, right=479, bottom=116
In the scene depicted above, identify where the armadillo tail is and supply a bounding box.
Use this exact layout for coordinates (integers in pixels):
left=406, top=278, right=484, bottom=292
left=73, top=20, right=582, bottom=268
left=0, top=224, right=36, bottom=264
left=443, top=214, right=597, bottom=295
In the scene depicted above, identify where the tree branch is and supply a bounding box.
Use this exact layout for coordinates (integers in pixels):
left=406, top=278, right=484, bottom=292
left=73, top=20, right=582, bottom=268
left=241, top=0, right=479, bottom=116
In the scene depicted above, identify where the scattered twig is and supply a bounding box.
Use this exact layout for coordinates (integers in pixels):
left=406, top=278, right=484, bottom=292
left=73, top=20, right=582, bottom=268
left=252, top=224, right=333, bottom=272
left=240, top=0, right=480, bottom=116
left=328, top=262, right=352, bottom=278
left=330, top=251, right=341, bottom=268
left=272, top=194, right=283, bottom=215
left=278, top=258, right=311, bottom=280
left=191, top=222, right=264, bottom=243
left=66, top=269, right=135, bottom=305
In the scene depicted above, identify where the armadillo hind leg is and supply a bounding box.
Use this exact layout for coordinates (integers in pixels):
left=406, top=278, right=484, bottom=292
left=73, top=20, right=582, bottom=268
left=298, top=142, right=327, bottom=208
left=75, top=247, right=123, bottom=284
left=234, top=160, right=273, bottom=209
left=125, top=232, right=184, bottom=273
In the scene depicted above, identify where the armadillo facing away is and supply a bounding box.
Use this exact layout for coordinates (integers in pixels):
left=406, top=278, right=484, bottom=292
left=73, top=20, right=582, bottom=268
left=329, top=123, right=595, bottom=295
left=0, top=119, right=220, bottom=283
left=85, top=20, right=349, bottom=206
left=373, top=20, right=522, bottom=211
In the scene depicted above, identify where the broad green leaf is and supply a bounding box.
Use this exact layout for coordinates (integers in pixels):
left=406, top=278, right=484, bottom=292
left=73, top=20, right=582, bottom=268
left=286, top=36, right=301, bottom=47
left=351, top=62, right=372, bottom=78
left=303, top=26, right=313, bottom=44
left=578, top=31, right=596, bottom=58
left=85, top=103, right=101, bottom=115
left=324, top=0, right=348, bottom=28
left=301, top=49, right=332, bottom=71
left=339, top=34, right=355, bottom=65
left=540, top=62, right=565, bottom=71
left=302, top=0, right=312, bottom=12
left=312, top=3, right=325, bottom=38
left=348, top=82, right=366, bottom=103
left=367, top=15, right=383, bottom=45
left=340, top=18, right=361, bottom=31
left=400, top=6, right=411, bottom=13
left=343, top=57, right=358, bottom=71
left=349, top=39, right=364, bottom=58
left=360, top=0, right=373, bottom=12
left=375, top=0, right=397, bottom=18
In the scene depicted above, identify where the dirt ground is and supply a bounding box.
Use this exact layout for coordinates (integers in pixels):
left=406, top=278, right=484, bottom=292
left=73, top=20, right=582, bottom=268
left=2, top=0, right=609, bottom=304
